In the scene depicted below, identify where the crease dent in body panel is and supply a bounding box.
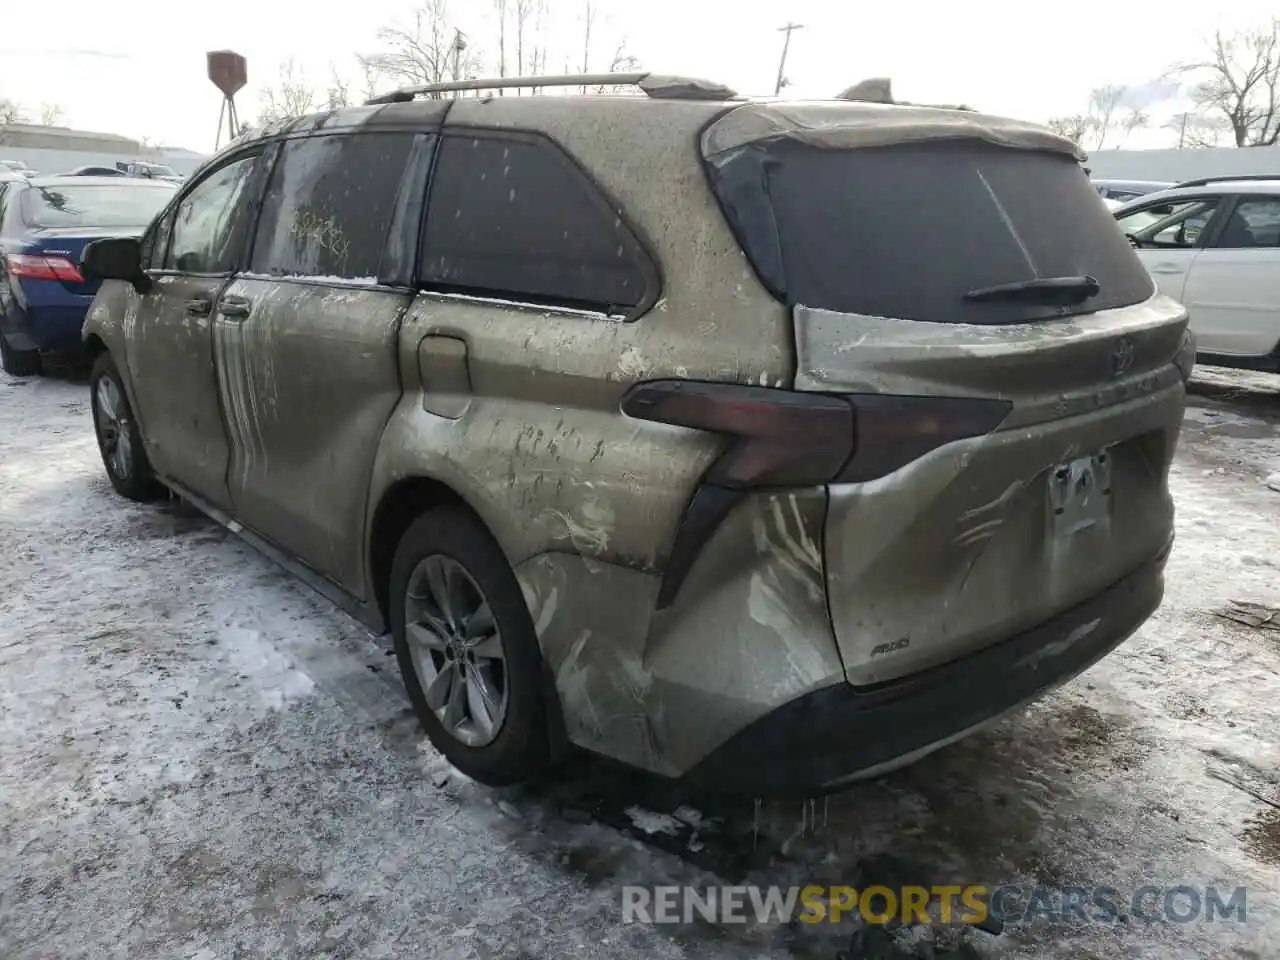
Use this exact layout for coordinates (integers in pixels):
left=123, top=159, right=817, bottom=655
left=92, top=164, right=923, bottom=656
left=746, top=495, right=830, bottom=689
left=555, top=629, right=604, bottom=739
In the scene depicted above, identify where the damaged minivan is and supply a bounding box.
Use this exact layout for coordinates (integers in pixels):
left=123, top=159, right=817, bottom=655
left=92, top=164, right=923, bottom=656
left=80, top=74, right=1193, bottom=796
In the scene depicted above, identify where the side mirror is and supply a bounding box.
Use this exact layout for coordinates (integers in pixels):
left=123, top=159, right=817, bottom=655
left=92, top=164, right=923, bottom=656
left=81, top=237, right=151, bottom=294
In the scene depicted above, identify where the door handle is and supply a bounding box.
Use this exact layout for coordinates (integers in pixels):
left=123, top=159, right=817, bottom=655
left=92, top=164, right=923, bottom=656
left=185, top=296, right=212, bottom=316
left=218, top=296, right=252, bottom=320
left=1150, top=263, right=1184, bottom=275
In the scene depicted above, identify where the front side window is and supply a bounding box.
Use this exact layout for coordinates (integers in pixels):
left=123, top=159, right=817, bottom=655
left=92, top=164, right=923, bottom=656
left=250, top=132, right=416, bottom=281
left=420, top=133, right=653, bottom=314
left=166, top=153, right=260, bottom=274
left=1117, top=198, right=1219, bottom=249
left=1214, top=197, right=1280, bottom=248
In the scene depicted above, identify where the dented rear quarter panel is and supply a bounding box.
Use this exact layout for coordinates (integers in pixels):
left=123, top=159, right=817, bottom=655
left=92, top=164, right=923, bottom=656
left=361, top=97, right=840, bottom=775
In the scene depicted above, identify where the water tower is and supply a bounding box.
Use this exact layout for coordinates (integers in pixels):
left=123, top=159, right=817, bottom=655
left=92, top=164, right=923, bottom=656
left=208, top=50, right=247, bottom=148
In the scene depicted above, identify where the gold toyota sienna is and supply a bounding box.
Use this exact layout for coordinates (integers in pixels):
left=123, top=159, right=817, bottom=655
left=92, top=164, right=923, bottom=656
left=79, top=73, right=1193, bottom=796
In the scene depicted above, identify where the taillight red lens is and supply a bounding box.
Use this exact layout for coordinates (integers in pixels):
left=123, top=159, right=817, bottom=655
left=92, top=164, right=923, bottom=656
left=621, top=380, right=1011, bottom=488
left=5, top=254, right=84, bottom=283
left=622, top=380, right=855, bottom=488
left=838, top=394, right=1012, bottom=482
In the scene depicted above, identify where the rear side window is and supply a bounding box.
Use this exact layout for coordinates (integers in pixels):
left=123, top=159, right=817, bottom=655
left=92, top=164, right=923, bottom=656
left=251, top=133, right=416, bottom=281
left=420, top=133, right=652, bottom=314
left=1218, top=197, right=1280, bottom=248
left=706, top=140, right=1155, bottom=324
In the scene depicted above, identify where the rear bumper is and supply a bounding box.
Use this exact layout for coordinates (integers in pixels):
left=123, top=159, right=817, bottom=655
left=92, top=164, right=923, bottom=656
left=680, top=536, right=1171, bottom=797
left=0, top=298, right=91, bottom=353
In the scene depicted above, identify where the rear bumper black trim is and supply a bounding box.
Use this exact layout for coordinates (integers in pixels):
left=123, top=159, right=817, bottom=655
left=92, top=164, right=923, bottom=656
left=680, top=537, right=1172, bottom=797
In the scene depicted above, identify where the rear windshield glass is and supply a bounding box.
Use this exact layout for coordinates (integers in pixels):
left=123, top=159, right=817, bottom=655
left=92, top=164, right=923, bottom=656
left=20, top=183, right=174, bottom=229
left=705, top=140, right=1154, bottom=324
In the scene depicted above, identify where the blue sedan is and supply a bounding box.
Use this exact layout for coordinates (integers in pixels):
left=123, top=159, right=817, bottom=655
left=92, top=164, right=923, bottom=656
left=0, top=175, right=175, bottom=375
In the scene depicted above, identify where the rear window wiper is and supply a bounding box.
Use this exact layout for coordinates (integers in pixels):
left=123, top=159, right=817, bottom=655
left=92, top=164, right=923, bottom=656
left=964, top=275, right=1100, bottom=305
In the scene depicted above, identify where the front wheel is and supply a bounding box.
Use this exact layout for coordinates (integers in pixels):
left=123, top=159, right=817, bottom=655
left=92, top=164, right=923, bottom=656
left=390, top=506, right=552, bottom=786
left=90, top=352, right=162, bottom=501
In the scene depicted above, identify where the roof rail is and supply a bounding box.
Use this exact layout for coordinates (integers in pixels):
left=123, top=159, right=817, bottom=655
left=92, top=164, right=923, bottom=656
left=365, top=72, right=737, bottom=105
left=1173, top=174, right=1280, bottom=189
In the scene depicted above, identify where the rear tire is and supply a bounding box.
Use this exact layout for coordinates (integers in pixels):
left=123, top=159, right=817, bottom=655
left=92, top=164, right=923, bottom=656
left=390, top=506, right=552, bottom=787
left=89, top=352, right=163, bottom=502
left=0, top=334, right=41, bottom=377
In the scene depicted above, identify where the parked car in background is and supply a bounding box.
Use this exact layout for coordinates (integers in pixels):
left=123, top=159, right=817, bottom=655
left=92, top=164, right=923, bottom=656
left=115, top=160, right=183, bottom=183
left=0, top=175, right=176, bottom=375
left=65, top=165, right=127, bottom=177
left=1093, top=179, right=1175, bottom=203
left=1113, top=176, right=1280, bottom=372
left=1, top=159, right=37, bottom=178
left=80, top=76, right=1190, bottom=796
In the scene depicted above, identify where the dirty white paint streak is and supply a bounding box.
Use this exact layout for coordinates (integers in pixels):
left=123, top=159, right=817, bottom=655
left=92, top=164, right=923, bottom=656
left=623, top=807, right=683, bottom=837
left=533, top=586, right=558, bottom=638
left=616, top=346, right=649, bottom=379
left=541, top=496, right=614, bottom=568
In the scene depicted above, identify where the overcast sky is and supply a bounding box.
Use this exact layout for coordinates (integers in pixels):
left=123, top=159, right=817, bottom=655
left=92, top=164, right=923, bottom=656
left=1, top=0, right=1275, bottom=152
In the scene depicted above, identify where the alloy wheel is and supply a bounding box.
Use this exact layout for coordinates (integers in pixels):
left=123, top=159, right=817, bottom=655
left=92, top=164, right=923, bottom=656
left=403, top=554, right=509, bottom=747
left=94, top=376, right=132, bottom=480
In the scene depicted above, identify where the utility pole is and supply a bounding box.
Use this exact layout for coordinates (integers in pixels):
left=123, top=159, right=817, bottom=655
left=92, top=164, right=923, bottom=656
left=774, top=22, right=804, bottom=95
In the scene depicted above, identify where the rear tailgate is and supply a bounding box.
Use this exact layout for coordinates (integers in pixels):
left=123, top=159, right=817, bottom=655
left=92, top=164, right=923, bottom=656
left=701, top=102, right=1190, bottom=685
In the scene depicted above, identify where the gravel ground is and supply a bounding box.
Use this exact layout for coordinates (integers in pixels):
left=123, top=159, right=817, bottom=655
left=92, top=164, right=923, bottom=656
left=1, top=367, right=1278, bottom=960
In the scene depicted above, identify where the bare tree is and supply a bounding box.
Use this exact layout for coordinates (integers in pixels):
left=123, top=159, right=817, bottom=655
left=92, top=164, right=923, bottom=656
left=514, top=0, right=534, bottom=78
left=1088, top=84, right=1125, bottom=149
left=494, top=0, right=509, bottom=79
left=0, top=98, right=27, bottom=125
left=581, top=0, right=595, bottom=77
left=1046, top=114, right=1092, bottom=146
left=39, top=103, right=66, bottom=127
left=1121, top=108, right=1150, bottom=140
left=359, top=1, right=480, bottom=95
left=258, top=58, right=318, bottom=123
left=1047, top=84, right=1149, bottom=149
left=1172, top=19, right=1280, bottom=146
left=592, top=42, right=642, bottom=93
left=327, top=63, right=351, bottom=110
left=359, top=59, right=383, bottom=101
left=1163, top=110, right=1226, bottom=148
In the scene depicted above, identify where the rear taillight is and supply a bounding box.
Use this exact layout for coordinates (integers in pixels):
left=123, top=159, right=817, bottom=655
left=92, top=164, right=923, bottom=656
left=621, top=380, right=1011, bottom=487
left=5, top=254, right=84, bottom=283
left=622, top=380, right=855, bottom=488
left=622, top=380, right=1012, bottom=609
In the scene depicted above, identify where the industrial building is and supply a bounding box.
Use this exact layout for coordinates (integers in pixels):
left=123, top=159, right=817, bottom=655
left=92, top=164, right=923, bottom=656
left=0, top=122, right=208, bottom=177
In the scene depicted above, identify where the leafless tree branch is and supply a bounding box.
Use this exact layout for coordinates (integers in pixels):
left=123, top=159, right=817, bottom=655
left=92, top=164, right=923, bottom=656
left=1171, top=19, right=1280, bottom=146
left=257, top=58, right=318, bottom=124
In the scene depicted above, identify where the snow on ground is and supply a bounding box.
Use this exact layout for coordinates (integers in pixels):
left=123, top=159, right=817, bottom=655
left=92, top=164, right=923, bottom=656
left=1, top=367, right=1278, bottom=960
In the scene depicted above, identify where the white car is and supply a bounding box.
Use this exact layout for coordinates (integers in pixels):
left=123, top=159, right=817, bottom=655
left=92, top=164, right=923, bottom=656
left=1113, top=177, right=1280, bottom=372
